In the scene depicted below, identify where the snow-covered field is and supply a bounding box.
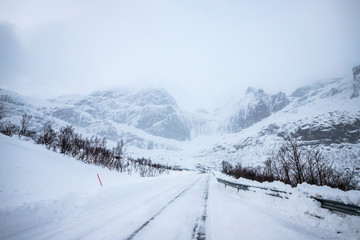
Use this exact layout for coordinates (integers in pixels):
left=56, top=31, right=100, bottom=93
left=1, top=134, right=359, bottom=239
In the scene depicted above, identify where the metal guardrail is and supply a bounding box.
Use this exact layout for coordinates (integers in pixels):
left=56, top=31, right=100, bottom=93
left=311, top=197, right=360, bottom=216
left=217, top=177, right=360, bottom=216
left=217, top=178, right=289, bottom=198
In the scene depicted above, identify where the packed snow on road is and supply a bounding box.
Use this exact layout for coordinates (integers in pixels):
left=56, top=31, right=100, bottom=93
left=0, top=134, right=359, bottom=240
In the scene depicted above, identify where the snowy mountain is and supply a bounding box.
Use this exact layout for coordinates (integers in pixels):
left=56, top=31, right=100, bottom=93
left=200, top=75, right=360, bottom=170
left=47, top=88, right=195, bottom=141
left=1, top=68, right=360, bottom=170
left=0, top=88, right=211, bottom=152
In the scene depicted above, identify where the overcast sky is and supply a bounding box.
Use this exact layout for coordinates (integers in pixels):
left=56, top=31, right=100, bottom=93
left=0, top=0, right=359, bottom=111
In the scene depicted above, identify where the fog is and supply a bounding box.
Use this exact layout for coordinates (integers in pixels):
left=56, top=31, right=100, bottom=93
left=0, top=0, right=359, bottom=111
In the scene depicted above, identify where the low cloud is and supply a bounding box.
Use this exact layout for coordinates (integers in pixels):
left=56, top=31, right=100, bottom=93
left=0, top=22, right=25, bottom=81
left=0, top=1, right=359, bottom=111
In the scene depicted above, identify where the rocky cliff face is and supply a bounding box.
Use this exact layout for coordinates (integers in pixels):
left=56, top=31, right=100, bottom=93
left=294, top=113, right=360, bottom=145
left=0, top=88, right=209, bottom=144
left=222, top=88, right=289, bottom=133
left=47, top=88, right=194, bottom=141
left=351, top=65, right=360, bottom=98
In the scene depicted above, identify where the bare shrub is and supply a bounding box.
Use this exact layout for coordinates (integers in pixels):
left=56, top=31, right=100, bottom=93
left=36, top=122, right=57, bottom=149
left=0, top=121, right=19, bottom=136
left=18, top=113, right=36, bottom=139
left=222, top=134, right=359, bottom=191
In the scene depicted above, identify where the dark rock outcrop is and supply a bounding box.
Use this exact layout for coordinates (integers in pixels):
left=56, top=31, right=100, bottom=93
left=295, top=118, right=360, bottom=145
left=351, top=65, right=360, bottom=98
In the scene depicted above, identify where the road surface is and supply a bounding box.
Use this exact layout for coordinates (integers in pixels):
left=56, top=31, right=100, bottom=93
left=6, top=173, right=334, bottom=240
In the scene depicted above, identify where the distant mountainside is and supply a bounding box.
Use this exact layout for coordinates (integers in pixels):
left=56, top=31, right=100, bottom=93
left=1, top=66, right=359, bottom=170
left=0, top=88, right=209, bottom=150
left=46, top=88, right=195, bottom=141
left=201, top=75, right=360, bottom=170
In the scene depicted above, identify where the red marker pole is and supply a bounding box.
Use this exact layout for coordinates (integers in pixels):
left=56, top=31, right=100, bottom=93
left=97, top=174, right=103, bottom=187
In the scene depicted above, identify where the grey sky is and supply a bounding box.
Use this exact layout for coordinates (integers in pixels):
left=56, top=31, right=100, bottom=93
left=0, top=0, right=359, bottom=111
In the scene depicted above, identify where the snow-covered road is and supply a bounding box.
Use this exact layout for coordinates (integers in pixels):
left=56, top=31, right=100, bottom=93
left=5, top=172, right=334, bottom=240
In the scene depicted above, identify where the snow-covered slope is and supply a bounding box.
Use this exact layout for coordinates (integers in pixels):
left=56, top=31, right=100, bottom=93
left=0, top=134, right=196, bottom=239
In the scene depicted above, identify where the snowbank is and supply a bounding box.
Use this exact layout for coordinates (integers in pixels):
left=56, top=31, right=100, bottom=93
left=0, top=134, right=190, bottom=239
left=213, top=171, right=360, bottom=205
left=214, top=171, right=360, bottom=239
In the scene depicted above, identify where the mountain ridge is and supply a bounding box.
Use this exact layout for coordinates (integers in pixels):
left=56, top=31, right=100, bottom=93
left=1, top=72, right=359, bottom=169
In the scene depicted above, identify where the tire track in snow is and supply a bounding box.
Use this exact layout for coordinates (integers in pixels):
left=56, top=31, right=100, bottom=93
left=38, top=176, right=199, bottom=240
left=40, top=188, right=174, bottom=240
left=126, top=176, right=202, bottom=240
left=192, top=175, right=210, bottom=240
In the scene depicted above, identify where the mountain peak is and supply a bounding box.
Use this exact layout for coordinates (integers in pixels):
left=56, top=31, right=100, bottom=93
left=290, top=78, right=342, bottom=98
left=245, top=87, right=264, bottom=95
left=223, top=88, right=290, bottom=133
left=132, top=88, right=178, bottom=107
